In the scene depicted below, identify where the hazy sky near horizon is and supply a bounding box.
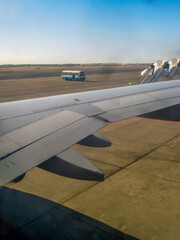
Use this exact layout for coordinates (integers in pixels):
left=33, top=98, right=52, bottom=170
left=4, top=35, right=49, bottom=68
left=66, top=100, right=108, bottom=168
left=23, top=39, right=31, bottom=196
left=0, top=0, right=180, bottom=64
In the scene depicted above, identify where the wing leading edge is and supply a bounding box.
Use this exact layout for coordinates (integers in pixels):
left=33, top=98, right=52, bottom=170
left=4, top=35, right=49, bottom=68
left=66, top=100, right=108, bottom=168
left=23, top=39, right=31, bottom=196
left=0, top=80, right=180, bottom=184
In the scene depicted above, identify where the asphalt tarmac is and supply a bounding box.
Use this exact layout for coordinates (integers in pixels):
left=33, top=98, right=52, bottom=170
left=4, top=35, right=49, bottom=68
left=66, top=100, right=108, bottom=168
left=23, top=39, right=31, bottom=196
left=0, top=66, right=180, bottom=240
left=0, top=65, right=147, bottom=102
left=0, top=66, right=144, bottom=80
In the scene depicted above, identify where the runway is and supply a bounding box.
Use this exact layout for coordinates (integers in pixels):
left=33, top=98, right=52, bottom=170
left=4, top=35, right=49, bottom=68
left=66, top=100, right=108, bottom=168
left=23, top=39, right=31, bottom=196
left=0, top=65, right=143, bottom=80
left=0, top=65, right=147, bottom=102
left=0, top=66, right=180, bottom=240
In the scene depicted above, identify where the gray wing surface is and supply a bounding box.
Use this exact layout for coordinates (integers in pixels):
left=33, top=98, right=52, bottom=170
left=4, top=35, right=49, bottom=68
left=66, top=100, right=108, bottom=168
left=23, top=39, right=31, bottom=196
left=0, top=80, right=180, bottom=184
left=0, top=110, right=107, bottom=184
left=92, top=83, right=180, bottom=122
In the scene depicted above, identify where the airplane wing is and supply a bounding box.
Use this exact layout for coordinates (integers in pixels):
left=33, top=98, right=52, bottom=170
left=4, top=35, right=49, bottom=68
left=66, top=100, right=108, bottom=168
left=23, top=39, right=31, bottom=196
left=0, top=80, right=180, bottom=184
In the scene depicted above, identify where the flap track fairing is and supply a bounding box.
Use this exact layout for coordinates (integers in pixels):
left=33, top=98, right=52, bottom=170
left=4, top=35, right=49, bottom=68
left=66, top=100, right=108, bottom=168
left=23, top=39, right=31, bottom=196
left=38, top=148, right=104, bottom=181
left=78, top=133, right=111, bottom=147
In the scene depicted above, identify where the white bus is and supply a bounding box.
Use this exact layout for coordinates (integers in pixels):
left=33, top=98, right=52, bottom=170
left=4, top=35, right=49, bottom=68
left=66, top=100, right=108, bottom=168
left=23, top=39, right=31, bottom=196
left=61, top=70, right=86, bottom=81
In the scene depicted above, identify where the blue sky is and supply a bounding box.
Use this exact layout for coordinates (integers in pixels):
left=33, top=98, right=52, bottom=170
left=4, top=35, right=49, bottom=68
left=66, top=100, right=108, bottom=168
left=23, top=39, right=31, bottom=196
left=0, top=0, right=180, bottom=64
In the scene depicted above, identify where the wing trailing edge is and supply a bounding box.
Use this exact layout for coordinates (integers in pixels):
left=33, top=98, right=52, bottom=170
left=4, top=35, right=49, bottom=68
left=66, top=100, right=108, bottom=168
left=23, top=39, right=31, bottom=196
left=0, top=110, right=107, bottom=185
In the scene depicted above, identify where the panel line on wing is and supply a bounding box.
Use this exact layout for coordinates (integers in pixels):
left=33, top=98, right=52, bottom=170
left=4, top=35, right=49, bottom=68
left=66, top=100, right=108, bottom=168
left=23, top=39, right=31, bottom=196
left=92, top=89, right=180, bottom=114
left=0, top=115, right=107, bottom=185
left=98, top=96, right=180, bottom=123
left=0, top=110, right=87, bottom=159
left=1, top=82, right=179, bottom=121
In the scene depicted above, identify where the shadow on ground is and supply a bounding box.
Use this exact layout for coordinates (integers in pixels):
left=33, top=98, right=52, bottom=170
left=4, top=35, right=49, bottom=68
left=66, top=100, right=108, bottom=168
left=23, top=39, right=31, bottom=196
left=0, top=186, right=139, bottom=240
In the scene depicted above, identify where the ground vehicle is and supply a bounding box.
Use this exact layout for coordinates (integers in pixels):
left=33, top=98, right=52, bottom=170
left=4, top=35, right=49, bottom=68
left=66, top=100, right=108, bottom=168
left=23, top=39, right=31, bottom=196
left=61, top=70, right=86, bottom=81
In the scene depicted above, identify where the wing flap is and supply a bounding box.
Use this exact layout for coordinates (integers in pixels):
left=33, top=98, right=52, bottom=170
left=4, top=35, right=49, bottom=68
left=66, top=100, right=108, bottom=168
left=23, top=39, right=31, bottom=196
left=146, top=86, right=180, bottom=99
left=0, top=137, right=20, bottom=159
left=92, top=93, right=155, bottom=111
left=97, top=96, right=180, bottom=122
left=92, top=85, right=180, bottom=123
left=4, top=110, right=85, bottom=147
left=0, top=111, right=107, bottom=185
